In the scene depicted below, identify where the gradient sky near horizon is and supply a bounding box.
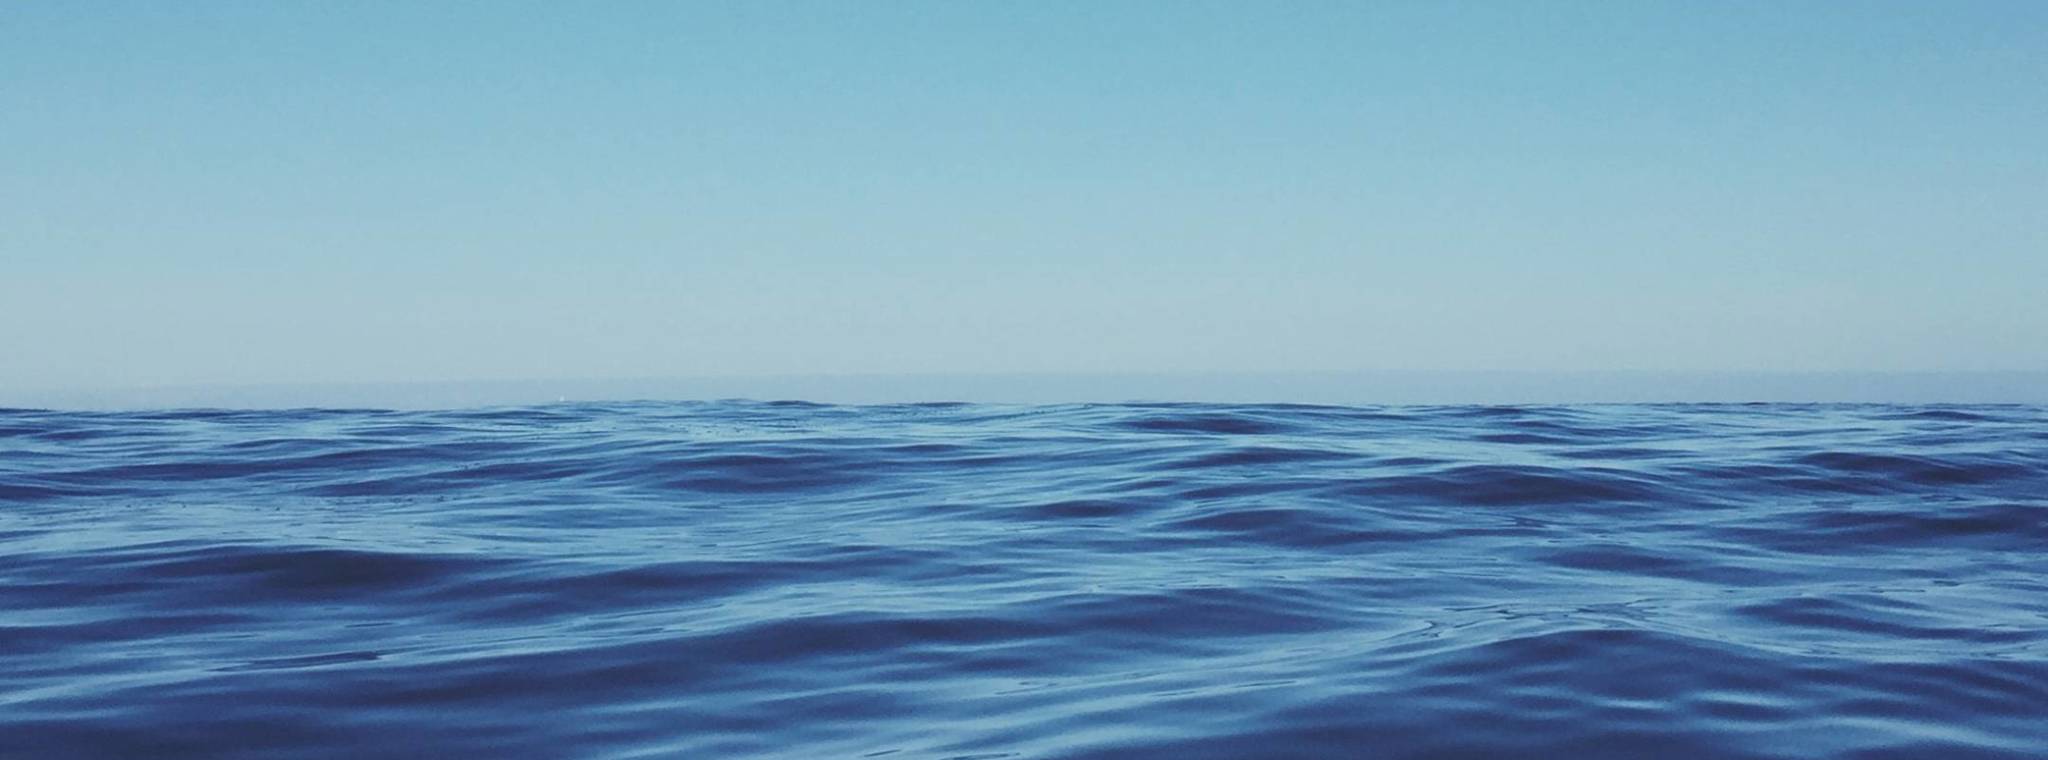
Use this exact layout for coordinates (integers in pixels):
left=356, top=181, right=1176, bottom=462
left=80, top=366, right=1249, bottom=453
left=5, top=1, right=2046, bottom=392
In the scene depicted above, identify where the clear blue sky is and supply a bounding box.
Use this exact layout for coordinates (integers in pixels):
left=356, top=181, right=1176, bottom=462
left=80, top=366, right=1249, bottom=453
left=5, top=1, right=2045, bottom=393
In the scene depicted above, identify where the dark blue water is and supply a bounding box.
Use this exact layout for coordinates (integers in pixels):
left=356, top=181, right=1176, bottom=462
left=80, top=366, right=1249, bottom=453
left=4, top=402, right=2045, bottom=759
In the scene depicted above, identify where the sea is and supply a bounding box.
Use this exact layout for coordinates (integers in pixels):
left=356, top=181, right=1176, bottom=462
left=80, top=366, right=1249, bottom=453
left=2, top=402, right=2044, bottom=759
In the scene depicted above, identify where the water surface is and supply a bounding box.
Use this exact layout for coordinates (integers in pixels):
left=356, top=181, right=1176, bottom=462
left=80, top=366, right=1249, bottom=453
left=3, top=402, right=2045, bottom=758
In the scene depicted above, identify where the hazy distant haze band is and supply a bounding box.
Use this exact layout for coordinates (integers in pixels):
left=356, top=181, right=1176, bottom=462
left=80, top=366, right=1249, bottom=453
left=8, top=371, right=2048, bottom=410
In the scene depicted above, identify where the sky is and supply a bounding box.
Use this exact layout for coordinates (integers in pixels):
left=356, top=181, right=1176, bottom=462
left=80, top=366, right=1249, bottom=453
left=4, top=1, right=2046, bottom=399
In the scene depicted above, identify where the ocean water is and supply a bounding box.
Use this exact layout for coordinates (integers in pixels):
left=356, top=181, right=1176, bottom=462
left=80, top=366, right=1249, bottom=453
left=3, top=402, right=2045, bottom=759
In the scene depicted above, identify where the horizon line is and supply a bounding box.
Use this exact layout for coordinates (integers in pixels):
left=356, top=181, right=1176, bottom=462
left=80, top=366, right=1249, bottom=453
left=9, top=370, right=2046, bottom=410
